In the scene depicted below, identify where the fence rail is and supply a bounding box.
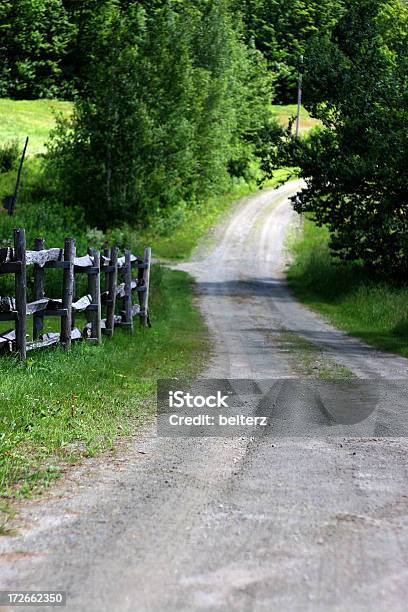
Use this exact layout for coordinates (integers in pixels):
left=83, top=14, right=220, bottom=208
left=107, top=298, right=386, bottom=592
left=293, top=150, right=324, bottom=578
left=0, top=228, right=151, bottom=359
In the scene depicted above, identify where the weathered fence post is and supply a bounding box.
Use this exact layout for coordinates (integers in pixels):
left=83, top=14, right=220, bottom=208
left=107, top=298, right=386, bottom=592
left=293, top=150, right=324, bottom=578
left=61, top=238, right=75, bottom=350
left=123, top=249, right=133, bottom=331
left=106, top=246, right=118, bottom=337
left=87, top=249, right=102, bottom=343
left=33, top=237, right=45, bottom=340
left=103, top=244, right=110, bottom=294
left=14, top=228, right=27, bottom=360
left=141, top=247, right=151, bottom=328
left=0, top=229, right=151, bottom=360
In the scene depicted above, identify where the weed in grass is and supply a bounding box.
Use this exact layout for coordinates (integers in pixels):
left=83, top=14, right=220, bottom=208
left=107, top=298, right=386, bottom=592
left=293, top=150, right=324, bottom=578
left=0, top=523, right=18, bottom=536
left=0, top=500, right=18, bottom=536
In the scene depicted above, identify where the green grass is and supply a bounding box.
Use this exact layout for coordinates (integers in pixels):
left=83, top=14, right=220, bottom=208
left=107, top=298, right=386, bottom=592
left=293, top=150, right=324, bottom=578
left=270, top=104, right=320, bottom=133
left=138, top=168, right=294, bottom=261
left=287, top=219, right=408, bottom=357
left=0, top=267, right=208, bottom=500
left=0, top=99, right=72, bottom=155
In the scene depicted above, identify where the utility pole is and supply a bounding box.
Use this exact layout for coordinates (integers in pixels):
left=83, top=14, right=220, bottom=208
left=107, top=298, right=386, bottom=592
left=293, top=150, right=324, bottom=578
left=296, top=55, right=304, bottom=139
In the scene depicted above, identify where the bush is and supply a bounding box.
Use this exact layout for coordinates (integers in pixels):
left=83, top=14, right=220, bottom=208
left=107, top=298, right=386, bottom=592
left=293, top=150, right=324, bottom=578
left=48, top=1, right=272, bottom=229
left=0, top=158, right=86, bottom=249
left=0, top=140, right=19, bottom=174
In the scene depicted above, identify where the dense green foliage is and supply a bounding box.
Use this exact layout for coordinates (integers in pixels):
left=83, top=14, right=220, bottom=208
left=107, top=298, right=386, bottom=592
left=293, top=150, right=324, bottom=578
left=237, top=0, right=344, bottom=101
left=257, top=0, right=408, bottom=279
left=291, top=0, right=408, bottom=278
left=48, top=1, right=273, bottom=228
left=0, top=0, right=116, bottom=99
left=0, top=0, right=72, bottom=99
left=0, top=0, right=345, bottom=104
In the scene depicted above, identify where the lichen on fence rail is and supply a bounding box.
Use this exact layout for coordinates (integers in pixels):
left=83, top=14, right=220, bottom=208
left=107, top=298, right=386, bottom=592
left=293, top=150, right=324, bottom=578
left=0, top=228, right=152, bottom=359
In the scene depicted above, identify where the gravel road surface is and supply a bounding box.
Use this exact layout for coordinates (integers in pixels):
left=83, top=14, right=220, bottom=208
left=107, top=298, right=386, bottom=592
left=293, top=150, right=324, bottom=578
left=1, top=183, right=407, bottom=612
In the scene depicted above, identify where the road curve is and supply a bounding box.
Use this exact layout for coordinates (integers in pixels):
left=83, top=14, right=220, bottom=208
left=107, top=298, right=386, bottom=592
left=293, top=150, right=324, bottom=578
left=181, top=180, right=408, bottom=380
left=1, top=183, right=408, bottom=612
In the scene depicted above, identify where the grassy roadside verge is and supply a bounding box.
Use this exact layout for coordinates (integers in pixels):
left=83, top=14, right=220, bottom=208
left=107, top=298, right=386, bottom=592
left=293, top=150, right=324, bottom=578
left=138, top=168, right=294, bottom=260
left=0, top=267, right=208, bottom=507
left=287, top=218, right=408, bottom=358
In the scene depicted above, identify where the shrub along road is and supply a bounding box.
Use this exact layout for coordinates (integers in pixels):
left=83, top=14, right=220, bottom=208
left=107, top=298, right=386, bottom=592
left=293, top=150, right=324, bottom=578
left=1, top=183, right=407, bottom=611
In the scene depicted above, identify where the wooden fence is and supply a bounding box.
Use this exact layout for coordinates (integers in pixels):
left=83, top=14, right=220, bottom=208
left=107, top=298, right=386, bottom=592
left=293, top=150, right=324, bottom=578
left=0, top=228, right=151, bottom=360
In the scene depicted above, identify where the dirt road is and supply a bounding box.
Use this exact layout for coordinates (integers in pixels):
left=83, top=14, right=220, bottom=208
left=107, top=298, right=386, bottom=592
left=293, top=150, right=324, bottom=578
left=1, top=183, right=407, bottom=611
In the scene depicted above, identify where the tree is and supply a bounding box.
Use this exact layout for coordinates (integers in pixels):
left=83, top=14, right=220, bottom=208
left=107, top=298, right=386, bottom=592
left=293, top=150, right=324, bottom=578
left=237, top=0, right=344, bottom=102
left=49, top=0, right=272, bottom=228
left=60, top=0, right=110, bottom=92
left=0, top=0, right=72, bottom=98
left=291, top=0, right=408, bottom=278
